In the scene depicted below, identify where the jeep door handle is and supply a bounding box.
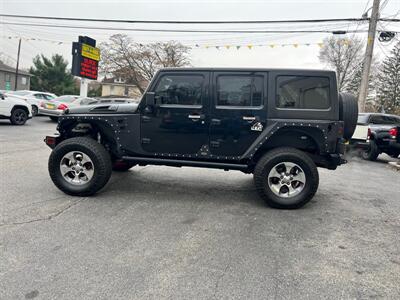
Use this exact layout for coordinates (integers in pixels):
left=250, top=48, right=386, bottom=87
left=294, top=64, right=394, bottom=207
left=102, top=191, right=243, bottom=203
left=211, top=118, right=221, bottom=125
left=242, top=116, right=256, bottom=121
left=188, top=114, right=205, bottom=120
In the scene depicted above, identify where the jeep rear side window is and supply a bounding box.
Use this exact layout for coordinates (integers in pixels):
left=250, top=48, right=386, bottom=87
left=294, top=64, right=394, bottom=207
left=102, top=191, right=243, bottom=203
left=276, top=76, right=330, bottom=109
left=154, top=75, right=203, bottom=106
left=217, top=76, right=263, bottom=107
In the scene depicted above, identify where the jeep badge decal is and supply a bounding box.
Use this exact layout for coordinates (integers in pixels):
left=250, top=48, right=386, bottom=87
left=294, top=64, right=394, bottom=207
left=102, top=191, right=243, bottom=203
left=251, top=122, right=263, bottom=132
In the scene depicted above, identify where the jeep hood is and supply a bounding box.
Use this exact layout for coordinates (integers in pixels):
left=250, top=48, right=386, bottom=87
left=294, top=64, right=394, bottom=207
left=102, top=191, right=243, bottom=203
left=65, top=103, right=139, bottom=115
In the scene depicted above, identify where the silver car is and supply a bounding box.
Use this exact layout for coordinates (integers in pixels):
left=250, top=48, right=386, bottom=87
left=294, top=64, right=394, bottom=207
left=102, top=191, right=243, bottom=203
left=39, top=96, right=96, bottom=121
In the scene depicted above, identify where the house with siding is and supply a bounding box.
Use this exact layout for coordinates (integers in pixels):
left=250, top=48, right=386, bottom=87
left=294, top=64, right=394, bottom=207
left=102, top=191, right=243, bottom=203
left=101, top=76, right=144, bottom=99
left=0, top=61, right=31, bottom=91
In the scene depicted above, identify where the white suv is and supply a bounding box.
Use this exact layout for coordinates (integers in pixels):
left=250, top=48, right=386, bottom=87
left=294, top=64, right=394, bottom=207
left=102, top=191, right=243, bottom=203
left=8, top=90, right=57, bottom=116
left=0, top=91, right=32, bottom=125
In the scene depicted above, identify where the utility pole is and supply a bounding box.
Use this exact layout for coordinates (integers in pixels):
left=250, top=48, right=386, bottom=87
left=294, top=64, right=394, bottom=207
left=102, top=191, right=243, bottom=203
left=358, top=0, right=380, bottom=112
left=14, top=38, right=21, bottom=90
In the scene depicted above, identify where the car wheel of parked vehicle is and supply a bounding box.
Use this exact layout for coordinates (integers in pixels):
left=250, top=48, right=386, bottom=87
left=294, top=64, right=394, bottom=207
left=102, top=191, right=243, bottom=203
left=253, top=147, right=319, bottom=209
left=10, top=108, right=28, bottom=125
left=112, top=160, right=136, bottom=172
left=31, top=105, right=38, bottom=116
left=48, top=137, right=112, bottom=196
left=339, top=93, right=358, bottom=140
left=362, top=140, right=379, bottom=161
left=49, top=116, right=59, bottom=122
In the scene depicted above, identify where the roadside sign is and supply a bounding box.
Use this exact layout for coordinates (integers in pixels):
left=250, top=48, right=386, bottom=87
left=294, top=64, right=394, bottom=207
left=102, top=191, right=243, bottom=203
left=81, top=44, right=100, bottom=61
left=71, top=36, right=100, bottom=80
left=5, top=81, right=11, bottom=91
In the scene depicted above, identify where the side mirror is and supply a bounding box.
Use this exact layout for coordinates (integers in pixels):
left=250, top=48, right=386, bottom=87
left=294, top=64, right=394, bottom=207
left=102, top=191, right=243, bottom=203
left=145, top=92, right=155, bottom=106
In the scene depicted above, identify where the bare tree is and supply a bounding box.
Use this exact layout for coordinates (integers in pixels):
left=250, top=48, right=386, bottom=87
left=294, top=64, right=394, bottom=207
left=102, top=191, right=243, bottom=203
left=319, top=37, right=365, bottom=92
left=99, top=35, right=191, bottom=94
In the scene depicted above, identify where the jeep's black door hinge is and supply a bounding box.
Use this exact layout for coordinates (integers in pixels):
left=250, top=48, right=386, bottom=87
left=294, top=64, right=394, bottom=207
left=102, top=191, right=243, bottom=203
left=210, top=141, right=220, bottom=148
left=141, top=116, right=151, bottom=123
left=141, top=138, right=151, bottom=144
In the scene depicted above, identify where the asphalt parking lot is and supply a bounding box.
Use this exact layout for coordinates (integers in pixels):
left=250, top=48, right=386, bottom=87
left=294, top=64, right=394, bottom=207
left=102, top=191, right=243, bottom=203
left=0, top=117, right=399, bottom=299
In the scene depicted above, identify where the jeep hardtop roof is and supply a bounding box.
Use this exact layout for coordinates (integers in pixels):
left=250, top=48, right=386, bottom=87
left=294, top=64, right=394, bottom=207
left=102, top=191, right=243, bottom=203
left=159, top=67, right=335, bottom=74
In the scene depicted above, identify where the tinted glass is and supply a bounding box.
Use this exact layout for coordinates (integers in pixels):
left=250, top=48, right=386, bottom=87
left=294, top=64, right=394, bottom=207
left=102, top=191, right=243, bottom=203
left=54, top=96, right=77, bottom=103
left=155, top=75, right=203, bottom=105
left=370, top=116, right=384, bottom=124
left=43, top=94, right=55, bottom=100
left=383, top=116, right=400, bottom=124
left=277, top=76, right=330, bottom=109
left=217, top=76, right=263, bottom=107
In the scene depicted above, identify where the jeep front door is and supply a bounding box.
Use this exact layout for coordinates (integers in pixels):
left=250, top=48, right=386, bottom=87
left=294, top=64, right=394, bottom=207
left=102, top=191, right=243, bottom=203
left=209, top=72, right=267, bottom=157
left=140, top=72, right=209, bottom=155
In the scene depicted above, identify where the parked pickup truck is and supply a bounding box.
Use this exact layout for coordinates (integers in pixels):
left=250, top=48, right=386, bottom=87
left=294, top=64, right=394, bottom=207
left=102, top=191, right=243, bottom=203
left=44, top=68, right=358, bottom=209
left=356, top=113, right=400, bottom=161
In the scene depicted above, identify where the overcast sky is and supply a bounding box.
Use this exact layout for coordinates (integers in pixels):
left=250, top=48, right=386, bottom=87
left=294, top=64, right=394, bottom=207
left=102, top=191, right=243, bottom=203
left=1, top=0, right=399, bottom=71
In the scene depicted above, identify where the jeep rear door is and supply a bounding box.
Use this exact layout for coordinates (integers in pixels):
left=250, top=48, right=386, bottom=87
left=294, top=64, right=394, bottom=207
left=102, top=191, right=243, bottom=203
left=140, top=71, right=210, bottom=155
left=209, top=71, right=268, bottom=157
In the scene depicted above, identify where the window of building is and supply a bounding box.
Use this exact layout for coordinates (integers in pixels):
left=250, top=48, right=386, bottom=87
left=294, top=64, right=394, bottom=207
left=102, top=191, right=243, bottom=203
left=5, top=73, right=11, bottom=82
left=276, top=76, right=330, bottom=109
left=21, top=76, right=27, bottom=85
left=155, top=75, right=203, bottom=105
left=216, top=75, right=263, bottom=107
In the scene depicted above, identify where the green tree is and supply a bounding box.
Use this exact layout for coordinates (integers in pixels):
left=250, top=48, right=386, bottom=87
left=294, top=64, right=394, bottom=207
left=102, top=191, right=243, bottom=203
left=30, top=54, right=78, bottom=95
left=377, top=42, right=400, bottom=114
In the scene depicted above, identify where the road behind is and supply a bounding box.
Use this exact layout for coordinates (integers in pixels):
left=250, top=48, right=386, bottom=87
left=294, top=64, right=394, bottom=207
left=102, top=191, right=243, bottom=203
left=1, top=117, right=399, bottom=299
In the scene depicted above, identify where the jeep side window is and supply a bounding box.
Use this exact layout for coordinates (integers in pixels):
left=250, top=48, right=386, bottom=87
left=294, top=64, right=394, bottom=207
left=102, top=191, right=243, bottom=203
left=276, top=76, right=330, bottom=109
left=216, top=76, right=263, bottom=107
left=154, top=75, right=203, bottom=106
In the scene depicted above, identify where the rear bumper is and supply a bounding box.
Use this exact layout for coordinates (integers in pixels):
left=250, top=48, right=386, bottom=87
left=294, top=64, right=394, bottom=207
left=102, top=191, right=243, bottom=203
left=389, top=140, right=400, bottom=150
left=39, top=108, right=64, bottom=117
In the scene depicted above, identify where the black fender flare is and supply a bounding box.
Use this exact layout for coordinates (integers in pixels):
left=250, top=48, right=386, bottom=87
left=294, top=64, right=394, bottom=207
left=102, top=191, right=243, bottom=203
left=241, top=120, right=340, bottom=160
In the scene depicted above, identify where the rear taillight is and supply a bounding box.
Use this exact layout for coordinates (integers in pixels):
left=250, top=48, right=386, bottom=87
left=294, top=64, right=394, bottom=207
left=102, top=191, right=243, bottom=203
left=57, top=103, right=68, bottom=110
left=367, top=128, right=371, bottom=140
left=389, top=127, right=398, bottom=139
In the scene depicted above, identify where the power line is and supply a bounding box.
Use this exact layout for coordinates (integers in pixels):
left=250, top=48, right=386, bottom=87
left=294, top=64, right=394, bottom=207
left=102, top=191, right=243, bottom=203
left=0, top=14, right=374, bottom=24
left=0, top=21, right=373, bottom=34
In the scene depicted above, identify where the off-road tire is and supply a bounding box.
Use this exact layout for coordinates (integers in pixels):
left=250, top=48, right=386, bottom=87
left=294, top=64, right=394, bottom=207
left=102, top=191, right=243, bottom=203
left=31, top=105, right=38, bottom=116
left=48, top=137, right=112, bottom=196
left=339, top=93, right=358, bottom=140
left=362, top=140, right=379, bottom=161
left=10, top=108, right=28, bottom=125
left=112, top=160, right=136, bottom=172
left=253, top=147, right=319, bottom=209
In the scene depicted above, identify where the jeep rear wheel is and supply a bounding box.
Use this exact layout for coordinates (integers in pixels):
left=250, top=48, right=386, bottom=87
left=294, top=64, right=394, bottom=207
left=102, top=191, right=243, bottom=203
left=253, top=148, right=319, bottom=209
left=48, top=137, right=112, bottom=196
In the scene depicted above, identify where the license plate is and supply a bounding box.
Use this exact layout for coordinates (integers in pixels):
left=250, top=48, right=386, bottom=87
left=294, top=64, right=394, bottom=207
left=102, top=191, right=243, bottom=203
left=46, top=103, right=56, bottom=109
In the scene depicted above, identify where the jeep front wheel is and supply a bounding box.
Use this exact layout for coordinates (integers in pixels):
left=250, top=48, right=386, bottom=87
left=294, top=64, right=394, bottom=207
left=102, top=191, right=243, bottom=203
left=253, top=148, right=319, bottom=209
left=48, top=137, right=112, bottom=196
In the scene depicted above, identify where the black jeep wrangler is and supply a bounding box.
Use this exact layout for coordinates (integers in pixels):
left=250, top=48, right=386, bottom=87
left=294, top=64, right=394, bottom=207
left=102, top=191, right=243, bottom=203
left=45, top=68, right=358, bottom=209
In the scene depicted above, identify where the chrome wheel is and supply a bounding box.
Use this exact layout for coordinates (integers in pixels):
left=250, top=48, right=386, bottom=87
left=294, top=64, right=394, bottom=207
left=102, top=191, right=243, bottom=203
left=59, top=151, right=94, bottom=185
left=267, top=162, right=306, bottom=198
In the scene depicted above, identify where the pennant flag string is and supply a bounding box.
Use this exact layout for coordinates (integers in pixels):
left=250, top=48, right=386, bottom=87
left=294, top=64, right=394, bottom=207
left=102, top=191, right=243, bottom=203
left=1, top=35, right=354, bottom=49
